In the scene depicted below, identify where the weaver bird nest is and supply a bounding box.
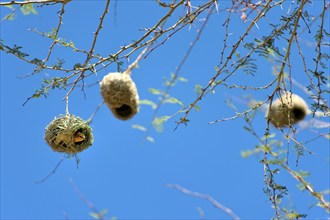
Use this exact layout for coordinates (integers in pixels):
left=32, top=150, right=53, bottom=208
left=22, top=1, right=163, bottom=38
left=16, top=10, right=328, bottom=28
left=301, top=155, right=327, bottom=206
left=267, top=92, right=308, bottom=128
left=100, top=72, right=139, bottom=120
left=44, top=114, right=93, bottom=154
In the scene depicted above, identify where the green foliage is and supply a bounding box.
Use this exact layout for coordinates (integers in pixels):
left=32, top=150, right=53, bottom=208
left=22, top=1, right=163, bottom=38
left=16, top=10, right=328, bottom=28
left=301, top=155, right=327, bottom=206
left=152, top=116, right=170, bottom=132
left=89, top=209, right=109, bottom=219
left=194, top=84, right=203, bottom=95
left=146, top=136, right=155, bottom=143
left=26, top=76, right=68, bottom=104
left=1, top=43, right=29, bottom=58
left=163, top=97, right=184, bottom=106
left=20, top=4, right=38, bottom=15
left=1, top=4, right=38, bottom=21
left=139, top=99, right=157, bottom=109
left=2, top=0, right=329, bottom=217
left=285, top=211, right=307, bottom=220
left=132, top=124, right=147, bottom=132
left=148, top=88, right=163, bottom=95
left=237, top=57, right=257, bottom=76
left=52, top=58, right=65, bottom=70
left=241, top=147, right=262, bottom=158
left=2, top=5, right=15, bottom=21
left=163, top=73, right=188, bottom=87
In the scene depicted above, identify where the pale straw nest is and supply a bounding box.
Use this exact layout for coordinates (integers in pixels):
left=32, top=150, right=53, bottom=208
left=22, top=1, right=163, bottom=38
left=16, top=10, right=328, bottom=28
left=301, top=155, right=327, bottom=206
left=100, top=72, right=139, bottom=120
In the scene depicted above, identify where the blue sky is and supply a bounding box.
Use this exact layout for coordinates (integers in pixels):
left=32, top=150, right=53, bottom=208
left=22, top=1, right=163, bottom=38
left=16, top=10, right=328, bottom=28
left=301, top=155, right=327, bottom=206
left=1, top=1, right=329, bottom=219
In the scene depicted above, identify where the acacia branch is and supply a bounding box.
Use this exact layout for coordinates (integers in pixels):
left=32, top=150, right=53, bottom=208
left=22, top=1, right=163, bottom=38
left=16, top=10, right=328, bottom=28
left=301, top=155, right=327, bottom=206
left=43, top=1, right=67, bottom=63
left=281, top=164, right=330, bottom=213
left=176, top=0, right=274, bottom=128
left=64, top=0, right=111, bottom=99
left=0, top=0, right=70, bottom=6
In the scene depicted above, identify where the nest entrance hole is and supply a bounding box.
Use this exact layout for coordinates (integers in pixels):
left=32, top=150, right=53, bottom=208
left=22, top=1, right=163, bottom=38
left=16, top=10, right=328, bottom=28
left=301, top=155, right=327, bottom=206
left=115, top=104, right=133, bottom=117
left=74, top=129, right=85, bottom=145
left=292, top=107, right=306, bottom=121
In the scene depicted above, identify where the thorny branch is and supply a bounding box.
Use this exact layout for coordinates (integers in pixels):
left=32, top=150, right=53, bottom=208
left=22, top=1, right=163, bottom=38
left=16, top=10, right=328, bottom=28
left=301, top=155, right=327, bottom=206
left=1, top=0, right=329, bottom=217
left=43, top=1, right=67, bottom=63
left=146, top=3, right=215, bottom=136
left=175, top=0, right=275, bottom=128
left=64, top=0, right=111, bottom=99
left=282, top=164, right=330, bottom=213
left=0, top=0, right=70, bottom=6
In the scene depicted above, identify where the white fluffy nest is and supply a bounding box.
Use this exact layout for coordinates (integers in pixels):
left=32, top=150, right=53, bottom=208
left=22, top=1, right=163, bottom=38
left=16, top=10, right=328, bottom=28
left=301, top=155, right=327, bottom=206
left=267, top=92, right=308, bottom=128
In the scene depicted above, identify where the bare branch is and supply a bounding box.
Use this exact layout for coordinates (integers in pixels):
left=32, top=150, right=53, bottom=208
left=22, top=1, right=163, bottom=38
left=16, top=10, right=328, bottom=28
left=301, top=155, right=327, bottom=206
left=167, top=183, right=240, bottom=220
left=69, top=178, right=106, bottom=220
left=35, top=156, right=66, bottom=184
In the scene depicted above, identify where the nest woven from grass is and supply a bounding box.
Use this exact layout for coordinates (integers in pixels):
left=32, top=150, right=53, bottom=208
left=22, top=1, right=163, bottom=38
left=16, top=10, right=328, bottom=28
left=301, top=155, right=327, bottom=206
left=267, top=92, right=308, bottom=128
left=100, top=72, right=139, bottom=120
left=44, top=114, right=93, bottom=154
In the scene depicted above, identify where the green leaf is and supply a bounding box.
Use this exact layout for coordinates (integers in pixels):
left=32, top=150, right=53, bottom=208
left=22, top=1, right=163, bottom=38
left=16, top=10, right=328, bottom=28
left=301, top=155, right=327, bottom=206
left=89, top=209, right=108, bottom=219
left=177, top=76, right=188, bottom=82
left=132, top=124, right=147, bottom=132
left=194, top=84, right=203, bottom=95
left=148, top=88, right=163, bottom=95
left=152, top=116, right=170, bottom=132
left=20, top=4, right=38, bottom=15
left=99, top=209, right=108, bottom=216
left=193, top=105, right=201, bottom=111
left=3, top=13, right=15, bottom=21
left=146, top=136, right=155, bottom=143
left=89, top=212, right=100, bottom=219
left=224, top=99, right=237, bottom=111
left=285, top=212, right=307, bottom=219
left=179, top=117, right=190, bottom=126
left=139, top=99, right=157, bottom=109
left=164, top=97, right=183, bottom=106
left=241, top=150, right=253, bottom=158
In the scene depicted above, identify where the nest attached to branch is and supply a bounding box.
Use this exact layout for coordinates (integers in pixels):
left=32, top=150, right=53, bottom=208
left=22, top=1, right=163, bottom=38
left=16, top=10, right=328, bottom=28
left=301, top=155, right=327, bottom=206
left=100, top=72, right=139, bottom=120
left=44, top=114, right=93, bottom=154
left=267, top=92, right=308, bottom=128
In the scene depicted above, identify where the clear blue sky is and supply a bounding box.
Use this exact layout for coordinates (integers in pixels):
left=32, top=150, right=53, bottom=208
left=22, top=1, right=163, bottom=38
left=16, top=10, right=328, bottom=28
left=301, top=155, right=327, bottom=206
left=1, top=1, right=329, bottom=219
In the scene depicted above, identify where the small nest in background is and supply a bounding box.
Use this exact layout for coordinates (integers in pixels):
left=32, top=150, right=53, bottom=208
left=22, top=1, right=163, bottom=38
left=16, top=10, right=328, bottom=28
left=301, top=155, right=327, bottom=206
left=267, top=92, right=308, bottom=128
left=100, top=72, right=139, bottom=120
left=44, top=114, right=93, bottom=154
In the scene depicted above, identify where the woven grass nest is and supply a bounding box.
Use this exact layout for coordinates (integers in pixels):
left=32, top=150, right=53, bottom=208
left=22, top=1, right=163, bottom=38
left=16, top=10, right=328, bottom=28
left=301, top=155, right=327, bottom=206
left=100, top=72, right=139, bottom=120
left=267, top=92, right=308, bottom=128
left=44, top=114, right=93, bottom=154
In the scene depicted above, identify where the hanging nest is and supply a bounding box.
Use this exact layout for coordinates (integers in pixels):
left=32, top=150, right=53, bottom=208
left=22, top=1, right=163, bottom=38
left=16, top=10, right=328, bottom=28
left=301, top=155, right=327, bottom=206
left=100, top=72, right=139, bottom=120
left=267, top=92, right=308, bottom=128
left=44, top=114, right=93, bottom=154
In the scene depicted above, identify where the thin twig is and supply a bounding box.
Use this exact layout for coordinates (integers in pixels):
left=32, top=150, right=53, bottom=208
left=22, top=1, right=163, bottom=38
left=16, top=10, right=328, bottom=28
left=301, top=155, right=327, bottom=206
left=145, top=3, right=215, bottom=134
left=64, top=0, right=111, bottom=99
left=43, top=1, right=67, bottom=63
left=35, top=156, right=66, bottom=184
left=281, top=164, right=330, bottom=213
left=175, top=0, right=274, bottom=128
left=69, top=178, right=106, bottom=220
left=167, top=183, right=240, bottom=220
left=86, top=101, right=104, bottom=124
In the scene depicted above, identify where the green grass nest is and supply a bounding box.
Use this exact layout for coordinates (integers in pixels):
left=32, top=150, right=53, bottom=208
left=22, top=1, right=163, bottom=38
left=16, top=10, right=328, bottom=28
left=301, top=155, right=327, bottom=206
left=44, top=114, right=93, bottom=154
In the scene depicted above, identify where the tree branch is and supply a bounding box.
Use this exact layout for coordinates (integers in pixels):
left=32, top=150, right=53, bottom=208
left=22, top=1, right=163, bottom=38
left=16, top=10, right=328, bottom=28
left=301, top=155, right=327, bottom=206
left=167, top=183, right=240, bottom=220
